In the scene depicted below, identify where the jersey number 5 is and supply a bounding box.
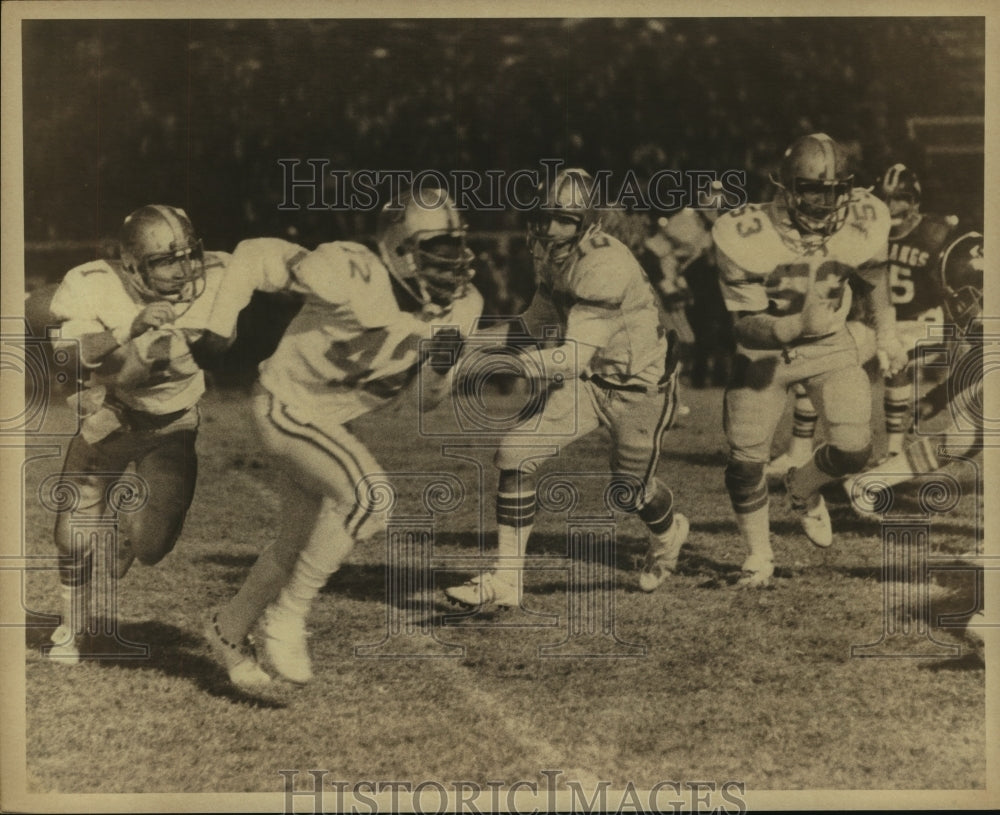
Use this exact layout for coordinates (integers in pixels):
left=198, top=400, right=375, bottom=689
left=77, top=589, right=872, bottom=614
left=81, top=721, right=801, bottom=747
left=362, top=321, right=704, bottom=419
left=889, top=265, right=915, bottom=304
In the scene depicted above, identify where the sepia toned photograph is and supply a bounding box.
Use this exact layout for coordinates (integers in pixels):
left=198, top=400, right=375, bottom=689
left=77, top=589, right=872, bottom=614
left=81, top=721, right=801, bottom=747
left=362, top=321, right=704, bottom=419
left=1, top=2, right=995, bottom=812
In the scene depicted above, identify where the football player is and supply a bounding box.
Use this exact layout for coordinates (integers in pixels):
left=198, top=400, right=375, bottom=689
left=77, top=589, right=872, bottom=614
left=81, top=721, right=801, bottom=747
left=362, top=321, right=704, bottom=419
left=844, top=232, right=984, bottom=511
left=47, top=205, right=228, bottom=662
left=766, top=163, right=961, bottom=478
left=844, top=232, right=985, bottom=658
left=713, top=134, right=907, bottom=587
left=445, top=168, right=689, bottom=608
left=200, top=189, right=482, bottom=688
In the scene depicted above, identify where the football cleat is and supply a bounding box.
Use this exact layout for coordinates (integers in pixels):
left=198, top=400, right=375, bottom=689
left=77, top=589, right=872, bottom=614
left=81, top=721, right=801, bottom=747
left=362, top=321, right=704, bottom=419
left=638, top=513, right=690, bottom=592
left=445, top=571, right=519, bottom=609
left=46, top=624, right=83, bottom=664
left=785, top=470, right=833, bottom=548
left=261, top=604, right=313, bottom=685
left=204, top=613, right=272, bottom=690
left=736, top=553, right=775, bottom=588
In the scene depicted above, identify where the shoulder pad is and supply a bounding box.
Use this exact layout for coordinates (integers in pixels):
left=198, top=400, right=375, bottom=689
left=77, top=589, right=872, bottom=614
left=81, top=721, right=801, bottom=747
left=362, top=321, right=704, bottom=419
left=62, top=258, right=117, bottom=282
left=50, top=259, right=124, bottom=322
left=297, top=241, right=388, bottom=298
left=569, top=232, right=637, bottom=306
left=844, top=189, right=890, bottom=245
left=203, top=249, right=231, bottom=270
left=711, top=203, right=786, bottom=274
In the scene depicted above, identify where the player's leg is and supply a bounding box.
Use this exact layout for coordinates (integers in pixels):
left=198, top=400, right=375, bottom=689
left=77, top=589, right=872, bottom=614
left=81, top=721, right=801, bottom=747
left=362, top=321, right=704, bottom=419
left=723, top=354, right=790, bottom=586
left=788, top=364, right=873, bottom=546
left=208, top=392, right=376, bottom=685
left=845, top=405, right=982, bottom=517
left=766, top=384, right=818, bottom=481
left=126, top=429, right=198, bottom=572
left=445, top=382, right=601, bottom=608
left=603, top=368, right=689, bottom=592
left=882, top=367, right=913, bottom=460
left=257, top=396, right=380, bottom=683
left=882, top=320, right=929, bottom=460
left=50, top=434, right=129, bottom=662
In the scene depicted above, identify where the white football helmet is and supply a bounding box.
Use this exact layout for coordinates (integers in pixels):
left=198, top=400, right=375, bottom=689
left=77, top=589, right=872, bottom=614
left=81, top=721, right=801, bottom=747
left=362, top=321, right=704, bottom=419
left=376, top=188, right=474, bottom=309
left=772, top=133, right=853, bottom=238
left=526, top=168, right=602, bottom=271
left=119, top=205, right=206, bottom=303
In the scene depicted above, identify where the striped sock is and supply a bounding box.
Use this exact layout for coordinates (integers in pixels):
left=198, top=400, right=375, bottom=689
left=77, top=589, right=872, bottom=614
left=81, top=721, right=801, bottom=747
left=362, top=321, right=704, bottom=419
left=638, top=484, right=675, bottom=536
left=884, top=386, right=911, bottom=456
left=788, top=394, right=818, bottom=463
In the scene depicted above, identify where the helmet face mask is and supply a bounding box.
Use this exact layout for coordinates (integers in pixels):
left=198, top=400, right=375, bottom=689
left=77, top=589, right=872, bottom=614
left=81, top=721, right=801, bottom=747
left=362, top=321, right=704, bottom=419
left=527, top=169, right=600, bottom=270
left=938, top=232, right=984, bottom=336
left=377, top=188, right=474, bottom=309
left=774, top=134, right=853, bottom=238
left=120, top=205, right=206, bottom=303
left=877, top=163, right=922, bottom=239
left=786, top=178, right=853, bottom=236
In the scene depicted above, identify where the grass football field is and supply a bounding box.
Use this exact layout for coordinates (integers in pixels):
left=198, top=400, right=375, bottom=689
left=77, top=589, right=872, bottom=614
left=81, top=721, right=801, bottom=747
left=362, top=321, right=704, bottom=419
left=19, top=381, right=986, bottom=798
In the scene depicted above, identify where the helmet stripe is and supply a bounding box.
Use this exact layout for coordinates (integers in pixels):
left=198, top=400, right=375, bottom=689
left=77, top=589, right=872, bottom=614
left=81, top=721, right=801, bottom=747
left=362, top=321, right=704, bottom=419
left=150, top=205, right=187, bottom=249
left=813, top=133, right=836, bottom=178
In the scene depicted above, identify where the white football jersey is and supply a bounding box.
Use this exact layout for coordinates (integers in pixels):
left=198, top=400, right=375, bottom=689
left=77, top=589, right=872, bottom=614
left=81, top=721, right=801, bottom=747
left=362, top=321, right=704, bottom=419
left=50, top=253, right=230, bottom=414
left=527, top=230, right=668, bottom=385
left=208, top=238, right=482, bottom=424
left=713, top=188, right=890, bottom=331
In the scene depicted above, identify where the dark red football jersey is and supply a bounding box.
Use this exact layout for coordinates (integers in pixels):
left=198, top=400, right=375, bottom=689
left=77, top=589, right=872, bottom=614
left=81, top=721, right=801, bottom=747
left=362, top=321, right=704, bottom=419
left=887, top=212, right=959, bottom=321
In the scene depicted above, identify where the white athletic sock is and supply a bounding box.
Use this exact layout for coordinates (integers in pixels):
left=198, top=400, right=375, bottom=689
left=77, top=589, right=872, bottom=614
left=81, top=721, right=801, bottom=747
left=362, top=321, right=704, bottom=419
left=273, top=503, right=355, bottom=621
left=735, top=506, right=772, bottom=562
left=494, top=524, right=531, bottom=578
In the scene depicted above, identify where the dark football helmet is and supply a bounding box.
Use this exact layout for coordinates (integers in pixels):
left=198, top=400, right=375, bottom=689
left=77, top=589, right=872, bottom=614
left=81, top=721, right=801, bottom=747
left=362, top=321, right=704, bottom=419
left=119, top=205, right=206, bottom=303
left=527, top=168, right=602, bottom=270
left=876, top=163, right=922, bottom=240
left=376, top=187, right=474, bottom=309
left=938, top=231, right=984, bottom=335
left=772, top=133, right=854, bottom=238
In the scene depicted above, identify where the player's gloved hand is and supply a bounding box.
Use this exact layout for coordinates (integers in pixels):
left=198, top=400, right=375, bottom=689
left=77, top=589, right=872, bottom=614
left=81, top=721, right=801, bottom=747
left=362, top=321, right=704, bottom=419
left=185, top=329, right=234, bottom=370
left=876, top=333, right=908, bottom=378
left=130, top=302, right=176, bottom=338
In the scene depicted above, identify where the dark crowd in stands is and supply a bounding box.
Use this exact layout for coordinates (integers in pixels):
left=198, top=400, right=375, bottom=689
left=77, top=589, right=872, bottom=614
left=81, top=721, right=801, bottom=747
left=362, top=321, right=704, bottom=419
left=22, top=18, right=983, bottom=384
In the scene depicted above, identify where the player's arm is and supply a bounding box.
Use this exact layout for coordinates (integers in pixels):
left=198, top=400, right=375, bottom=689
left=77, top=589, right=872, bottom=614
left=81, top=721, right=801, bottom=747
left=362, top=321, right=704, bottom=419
left=201, top=237, right=307, bottom=340
left=716, top=247, right=834, bottom=348
left=857, top=253, right=906, bottom=377
left=418, top=285, right=485, bottom=411
left=51, top=268, right=177, bottom=369
left=512, top=296, right=615, bottom=383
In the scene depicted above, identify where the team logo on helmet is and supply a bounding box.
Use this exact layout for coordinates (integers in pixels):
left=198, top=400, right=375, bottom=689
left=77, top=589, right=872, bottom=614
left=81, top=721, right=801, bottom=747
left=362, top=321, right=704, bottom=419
left=938, top=231, right=984, bottom=336
left=877, top=163, right=922, bottom=240
left=772, top=133, right=853, bottom=240
left=119, top=205, right=206, bottom=304
left=527, top=168, right=602, bottom=271
left=376, top=187, right=474, bottom=310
